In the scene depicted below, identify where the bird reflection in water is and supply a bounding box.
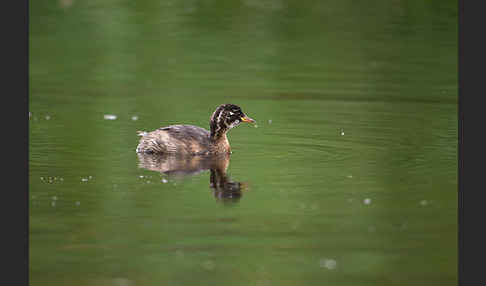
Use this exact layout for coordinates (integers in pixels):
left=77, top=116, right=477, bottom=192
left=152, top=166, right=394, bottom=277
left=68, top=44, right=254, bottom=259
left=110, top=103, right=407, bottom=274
left=136, top=153, right=247, bottom=203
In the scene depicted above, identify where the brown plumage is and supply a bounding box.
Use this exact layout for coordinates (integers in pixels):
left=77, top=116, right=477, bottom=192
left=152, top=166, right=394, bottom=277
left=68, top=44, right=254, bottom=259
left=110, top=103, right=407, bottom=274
left=136, top=104, right=255, bottom=155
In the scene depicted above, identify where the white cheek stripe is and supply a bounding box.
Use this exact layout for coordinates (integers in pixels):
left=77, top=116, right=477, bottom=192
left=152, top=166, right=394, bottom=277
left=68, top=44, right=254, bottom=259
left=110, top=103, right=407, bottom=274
left=215, top=109, right=224, bottom=134
left=229, top=120, right=240, bottom=129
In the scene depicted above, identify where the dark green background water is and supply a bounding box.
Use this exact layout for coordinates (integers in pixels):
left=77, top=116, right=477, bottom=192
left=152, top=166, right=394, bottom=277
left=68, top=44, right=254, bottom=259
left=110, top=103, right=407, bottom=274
left=29, top=1, right=457, bottom=285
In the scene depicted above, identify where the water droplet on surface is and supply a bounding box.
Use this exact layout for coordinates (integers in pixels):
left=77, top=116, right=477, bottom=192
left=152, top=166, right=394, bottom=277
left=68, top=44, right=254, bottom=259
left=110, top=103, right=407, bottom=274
left=59, top=0, right=74, bottom=9
left=52, top=196, right=58, bottom=201
left=291, top=221, right=301, bottom=230
left=363, top=198, right=372, bottom=205
left=111, top=278, right=133, bottom=286
left=400, top=223, right=408, bottom=231
left=104, top=114, right=117, bottom=120
left=341, top=130, right=345, bottom=136
left=268, top=119, right=272, bottom=124
left=168, top=58, right=177, bottom=65
left=75, top=201, right=80, bottom=206
left=319, top=258, right=337, bottom=270
left=81, top=178, right=88, bottom=182
left=139, top=175, right=144, bottom=179
left=256, top=279, right=271, bottom=286
left=131, top=116, right=139, bottom=121
left=202, top=260, right=215, bottom=271
left=161, top=178, right=168, bottom=183
left=45, top=115, right=51, bottom=120
left=175, top=250, right=184, bottom=260
left=51, top=201, right=56, bottom=207
left=347, top=175, right=353, bottom=178
left=254, top=124, right=259, bottom=128
left=419, top=200, right=428, bottom=206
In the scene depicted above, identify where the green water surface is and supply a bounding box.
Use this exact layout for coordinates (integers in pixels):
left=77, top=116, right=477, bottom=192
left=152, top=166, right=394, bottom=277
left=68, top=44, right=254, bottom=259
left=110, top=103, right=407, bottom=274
left=29, top=1, right=457, bottom=285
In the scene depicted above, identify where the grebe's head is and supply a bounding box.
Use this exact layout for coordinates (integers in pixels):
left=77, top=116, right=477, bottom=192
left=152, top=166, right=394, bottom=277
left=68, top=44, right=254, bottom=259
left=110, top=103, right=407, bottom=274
left=210, top=104, right=255, bottom=138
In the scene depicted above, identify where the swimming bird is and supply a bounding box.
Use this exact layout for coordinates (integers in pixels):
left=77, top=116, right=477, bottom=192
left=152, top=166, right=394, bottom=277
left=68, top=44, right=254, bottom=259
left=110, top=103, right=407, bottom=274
left=136, top=104, right=255, bottom=155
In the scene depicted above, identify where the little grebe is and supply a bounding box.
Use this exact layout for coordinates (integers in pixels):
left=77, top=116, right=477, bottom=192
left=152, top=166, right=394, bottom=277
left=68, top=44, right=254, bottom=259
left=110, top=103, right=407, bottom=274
left=136, top=104, right=255, bottom=155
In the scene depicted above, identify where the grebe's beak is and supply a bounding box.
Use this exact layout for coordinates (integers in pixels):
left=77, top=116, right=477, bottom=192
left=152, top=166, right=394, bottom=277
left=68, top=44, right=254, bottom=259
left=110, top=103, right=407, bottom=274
left=241, top=116, right=256, bottom=124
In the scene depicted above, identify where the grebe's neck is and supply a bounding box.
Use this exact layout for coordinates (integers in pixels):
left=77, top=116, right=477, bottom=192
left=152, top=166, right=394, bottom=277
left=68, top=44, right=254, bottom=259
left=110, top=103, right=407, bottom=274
left=209, top=132, right=231, bottom=154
